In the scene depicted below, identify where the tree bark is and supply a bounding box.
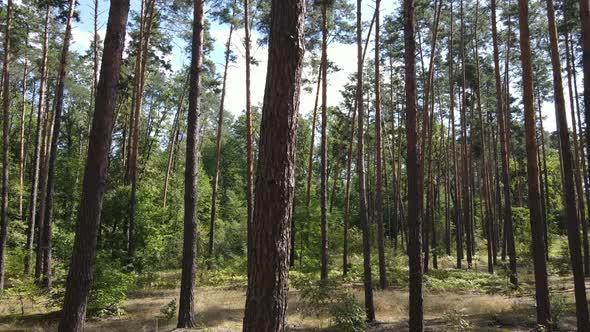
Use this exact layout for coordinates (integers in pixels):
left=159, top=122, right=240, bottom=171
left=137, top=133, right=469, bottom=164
left=355, top=0, right=375, bottom=322
left=544, top=0, right=590, bottom=328
left=492, top=0, right=517, bottom=285
left=58, top=1, right=130, bottom=330
left=242, top=0, right=305, bottom=329
left=177, top=0, right=204, bottom=327
left=405, top=0, right=423, bottom=329
left=41, top=0, right=77, bottom=289
left=0, top=0, right=12, bottom=292
left=244, top=0, right=254, bottom=278
left=374, top=0, right=386, bottom=289
left=516, top=0, right=551, bottom=326
left=319, top=2, right=329, bottom=282
left=25, top=6, right=50, bottom=275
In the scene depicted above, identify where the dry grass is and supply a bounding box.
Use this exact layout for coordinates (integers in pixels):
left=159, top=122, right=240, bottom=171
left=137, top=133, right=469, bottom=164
left=0, top=270, right=582, bottom=332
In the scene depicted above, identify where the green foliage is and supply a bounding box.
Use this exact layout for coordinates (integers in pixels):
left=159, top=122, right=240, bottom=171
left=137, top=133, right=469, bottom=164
left=3, top=277, right=40, bottom=316
left=87, top=255, right=136, bottom=317
left=550, top=292, right=568, bottom=330
left=160, top=299, right=177, bottom=320
left=297, top=278, right=343, bottom=317
left=442, top=310, right=473, bottom=331
left=424, top=269, right=510, bottom=293
left=329, top=293, right=366, bottom=332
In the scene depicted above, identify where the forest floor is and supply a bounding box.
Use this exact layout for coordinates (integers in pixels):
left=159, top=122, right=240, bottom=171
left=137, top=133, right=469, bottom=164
left=0, top=265, right=582, bottom=332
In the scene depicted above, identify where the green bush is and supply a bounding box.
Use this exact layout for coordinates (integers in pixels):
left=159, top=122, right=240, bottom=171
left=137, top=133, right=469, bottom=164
left=330, top=293, right=366, bottom=332
left=88, top=255, right=136, bottom=317
left=298, top=278, right=342, bottom=317
left=160, top=299, right=177, bottom=320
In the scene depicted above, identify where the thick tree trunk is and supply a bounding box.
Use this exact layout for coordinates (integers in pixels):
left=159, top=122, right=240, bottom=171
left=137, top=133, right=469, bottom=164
left=58, top=1, right=130, bottom=330
left=517, top=0, right=551, bottom=326
left=544, top=0, right=590, bottom=328
left=0, top=0, right=12, bottom=292
left=177, top=0, right=204, bottom=327
left=405, top=0, right=423, bottom=329
left=242, top=0, right=305, bottom=329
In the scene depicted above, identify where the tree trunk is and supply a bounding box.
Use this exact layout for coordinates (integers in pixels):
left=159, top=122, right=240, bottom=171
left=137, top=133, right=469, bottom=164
left=544, top=0, right=590, bottom=328
left=565, top=31, right=590, bottom=276
left=448, top=1, right=463, bottom=269
left=177, top=0, right=204, bottom=327
left=163, top=78, right=188, bottom=208
left=41, top=0, right=77, bottom=289
left=58, top=1, right=130, bottom=329
left=516, top=0, right=551, bottom=326
left=405, top=0, right=423, bottom=329
left=374, top=0, right=386, bottom=289
left=128, top=0, right=157, bottom=259
left=25, top=6, right=50, bottom=275
left=244, top=0, right=254, bottom=278
left=342, top=94, right=357, bottom=276
left=579, top=0, right=590, bottom=209
left=209, top=14, right=235, bottom=269
left=320, top=2, right=329, bottom=282
left=355, top=0, right=375, bottom=322
left=0, top=0, right=12, bottom=292
left=242, top=0, right=305, bottom=329
left=492, top=0, right=518, bottom=285
left=18, top=27, right=30, bottom=220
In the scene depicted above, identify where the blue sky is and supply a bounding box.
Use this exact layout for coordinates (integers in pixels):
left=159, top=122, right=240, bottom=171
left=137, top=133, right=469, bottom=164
left=69, top=0, right=568, bottom=133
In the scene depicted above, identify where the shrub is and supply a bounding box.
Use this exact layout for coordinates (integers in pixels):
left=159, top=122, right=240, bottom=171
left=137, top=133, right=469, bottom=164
left=297, top=278, right=342, bottom=317
left=330, top=293, right=366, bottom=332
left=442, top=309, right=473, bottom=331
left=87, top=255, right=136, bottom=317
left=160, top=299, right=177, bottom=320
left=4, top=277, right=40, bottom=316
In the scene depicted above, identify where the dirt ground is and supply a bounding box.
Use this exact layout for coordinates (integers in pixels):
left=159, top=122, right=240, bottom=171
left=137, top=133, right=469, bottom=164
left=0, top=278, right=581, bottom=331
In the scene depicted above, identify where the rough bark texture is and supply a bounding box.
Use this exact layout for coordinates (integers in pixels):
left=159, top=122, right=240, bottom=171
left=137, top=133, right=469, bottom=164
left=177, top=0, right=204, bottom=327
left=405, top=0, right=423, bottom=329
left=544, top=0, right=590, bottom=328
left=58, top=0, right=130, bottom=329
left=242, top=0, right=305, bottom=330
left=517, top=0, right=551, bottom=326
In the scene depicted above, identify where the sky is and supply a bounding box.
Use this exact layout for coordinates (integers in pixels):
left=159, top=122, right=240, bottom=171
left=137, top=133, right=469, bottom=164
left=67, top=0, right=576, bottom=134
